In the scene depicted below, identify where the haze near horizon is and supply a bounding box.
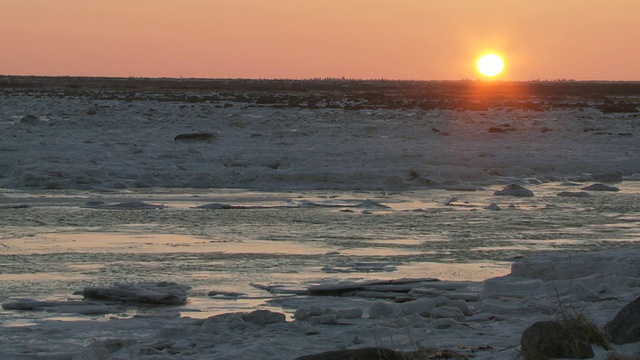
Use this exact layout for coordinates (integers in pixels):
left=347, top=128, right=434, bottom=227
left=1, top=0, right=639, bottom=81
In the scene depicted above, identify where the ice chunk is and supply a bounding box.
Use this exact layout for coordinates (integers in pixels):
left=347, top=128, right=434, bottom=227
left=493, top=184, right=534, bottom=197
left=83, top=282, right=190, bottom=305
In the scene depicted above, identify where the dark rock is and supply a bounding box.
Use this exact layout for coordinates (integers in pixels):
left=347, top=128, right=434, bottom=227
left=581, top=183, right=620, bottom=192
left=557, top=191, right=591, bottom=198
left=20, top=115, right=42, bottom=124
left=494, top=184, right=534, bottom=197
left=106, top=201, right=165, bottom=209
left=604, top=295, right=640, bottom=344
left=488, top=126, right=513, bottom=133
left=295, top=348, right=422, bottom=360
left=355, top=199, right=390, bottom=209
left=2, top=299, right=46, bottom=310
left=174, top=133, right=216, bottom=142
left=484, top=203, right=501, bottom=210
left=0, top=204, right=31, bottom=209
left=242, top=309, right=286, bottom=326
left=81, top=201, right=165, bottom=210
left=521, top=321, right=594, bottom=359
left=195, top=203, right=236, bottom=209
left=561, top=181, right=583, bottom=186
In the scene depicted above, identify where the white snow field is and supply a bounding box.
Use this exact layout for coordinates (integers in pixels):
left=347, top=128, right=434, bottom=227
left=1, top=78, right=639, bottom=359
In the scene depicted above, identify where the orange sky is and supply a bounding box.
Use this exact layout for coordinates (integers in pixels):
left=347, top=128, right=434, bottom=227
left=1, top=0, right=639, bottom=80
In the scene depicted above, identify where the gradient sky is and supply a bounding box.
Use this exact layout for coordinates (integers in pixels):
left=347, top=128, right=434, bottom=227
left=1, top=0, right=639, bottom=80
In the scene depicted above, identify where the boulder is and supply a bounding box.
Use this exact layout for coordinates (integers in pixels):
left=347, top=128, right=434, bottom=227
left=295, top=348, right=421, bottom=360
left=581, top=183, right=620, bottom=192
left=484, top=203, right=501, bottom=210
left=488, top=126, right=515, bottom=133
left=242, top=309, right=286, bottom=326
left=494, top=184, right=534, bottom=197
left=20, top=115, right=43, bottom=125
left=174, top=133, right=216, bottom=142
left=196, top=203, right=238, bottom=209
left=355, top=199, right=390, bottom=209
left=106, top=201, right=166, bottom=209
left=604, top=295, right=640, bottom=344
left=557, top=191, right=591, bottom=198
left=520, top=321, right=594, bottom=359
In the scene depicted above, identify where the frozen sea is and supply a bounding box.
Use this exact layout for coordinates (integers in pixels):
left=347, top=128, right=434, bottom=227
left=2, top=184, right=637, bottom=316
left=1, top=78, right=639, bottom=359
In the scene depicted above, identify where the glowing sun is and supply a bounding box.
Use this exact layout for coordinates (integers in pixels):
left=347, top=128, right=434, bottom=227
left=477, top=54, right=505, bottom=77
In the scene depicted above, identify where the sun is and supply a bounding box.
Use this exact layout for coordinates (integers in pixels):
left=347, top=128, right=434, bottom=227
left=477, top=54, right=505, bottom=77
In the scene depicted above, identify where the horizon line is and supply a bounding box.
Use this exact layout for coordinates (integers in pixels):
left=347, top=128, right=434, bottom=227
left=2, top=74, right=640, bottom=83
